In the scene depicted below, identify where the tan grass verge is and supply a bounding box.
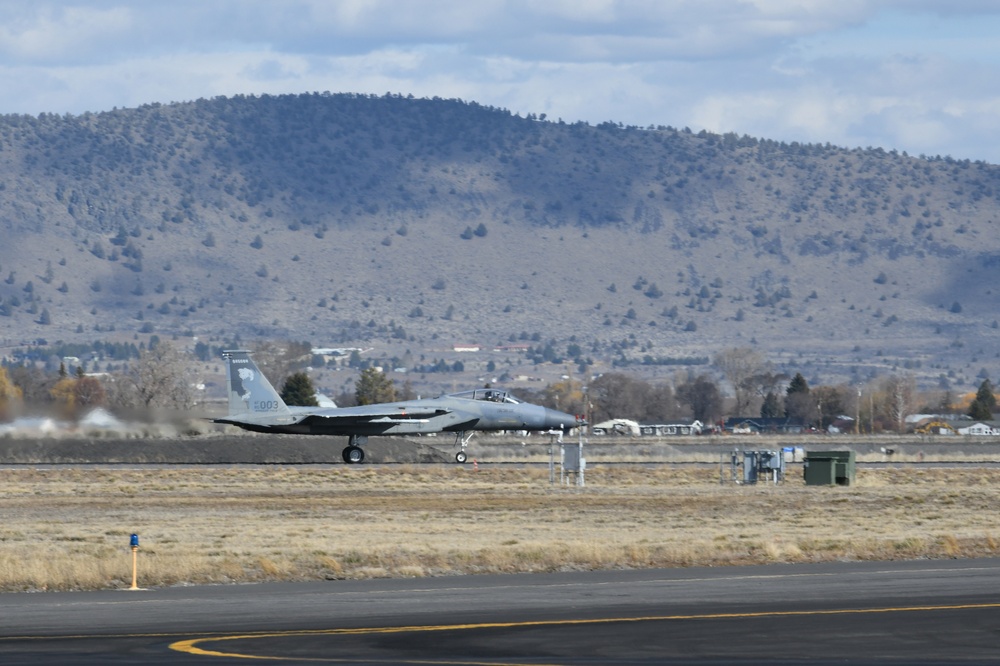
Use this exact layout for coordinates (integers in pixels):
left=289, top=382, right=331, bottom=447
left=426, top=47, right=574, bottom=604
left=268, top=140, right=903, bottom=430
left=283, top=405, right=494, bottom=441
left=2, top=466, right=1000, bottom=591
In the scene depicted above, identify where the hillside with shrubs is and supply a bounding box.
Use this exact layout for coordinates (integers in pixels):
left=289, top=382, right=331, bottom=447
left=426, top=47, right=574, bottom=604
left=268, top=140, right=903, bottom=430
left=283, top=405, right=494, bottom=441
left=0, top=93, right=999, bottom=394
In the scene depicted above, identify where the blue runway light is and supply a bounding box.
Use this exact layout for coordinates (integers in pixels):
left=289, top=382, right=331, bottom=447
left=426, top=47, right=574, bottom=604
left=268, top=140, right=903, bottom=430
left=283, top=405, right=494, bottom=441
left=130, top=534, right=139, bottom=549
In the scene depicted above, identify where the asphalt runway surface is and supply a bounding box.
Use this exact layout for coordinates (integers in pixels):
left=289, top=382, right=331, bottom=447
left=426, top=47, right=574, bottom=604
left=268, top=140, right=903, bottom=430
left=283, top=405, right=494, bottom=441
left=1, top=559, right=998, bottom=665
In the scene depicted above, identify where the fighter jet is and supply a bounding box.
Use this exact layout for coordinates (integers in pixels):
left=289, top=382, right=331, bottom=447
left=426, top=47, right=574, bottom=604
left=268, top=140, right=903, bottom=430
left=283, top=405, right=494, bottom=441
left=214, top=350, right=582, bottom=463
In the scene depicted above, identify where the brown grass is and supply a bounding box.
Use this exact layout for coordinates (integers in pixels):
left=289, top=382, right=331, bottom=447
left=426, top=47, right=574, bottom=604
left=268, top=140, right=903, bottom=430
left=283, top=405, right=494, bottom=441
left=1, top=465, right=998, bottom=591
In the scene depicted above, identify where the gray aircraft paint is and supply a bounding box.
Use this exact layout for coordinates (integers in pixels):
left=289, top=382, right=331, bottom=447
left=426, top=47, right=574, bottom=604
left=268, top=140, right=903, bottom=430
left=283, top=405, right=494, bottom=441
left=216, top=350, right=581, bottom=463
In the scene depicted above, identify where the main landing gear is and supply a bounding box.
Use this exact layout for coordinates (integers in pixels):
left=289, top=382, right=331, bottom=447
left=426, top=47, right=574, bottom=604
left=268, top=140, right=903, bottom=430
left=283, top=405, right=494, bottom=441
left=342, top=435, right=367, bottom=464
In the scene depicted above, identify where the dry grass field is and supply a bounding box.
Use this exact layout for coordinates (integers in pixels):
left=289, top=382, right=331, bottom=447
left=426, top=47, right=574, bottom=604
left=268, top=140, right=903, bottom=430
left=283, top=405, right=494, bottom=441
left=1, top=464, right=998, bottom=592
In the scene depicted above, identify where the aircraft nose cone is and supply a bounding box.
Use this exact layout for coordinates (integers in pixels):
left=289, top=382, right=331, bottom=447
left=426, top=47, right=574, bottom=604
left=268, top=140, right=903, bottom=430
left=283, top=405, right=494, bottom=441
left=544, top=407, right=580, bottom=431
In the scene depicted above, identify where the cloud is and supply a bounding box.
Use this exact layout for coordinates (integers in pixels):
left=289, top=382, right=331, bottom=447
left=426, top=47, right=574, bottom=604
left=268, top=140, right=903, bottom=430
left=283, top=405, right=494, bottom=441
left=0, top=1, right=878, bottom=64
left=2, top=2, right=1000, bottom=161
left=0, top=4, right=134, bottom=63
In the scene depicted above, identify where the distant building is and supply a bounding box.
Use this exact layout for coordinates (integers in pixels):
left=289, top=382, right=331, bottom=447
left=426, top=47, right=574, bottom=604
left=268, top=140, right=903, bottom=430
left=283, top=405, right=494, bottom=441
left=493, top=344, right=530, bottom=353
left=639, top=420, right=703, bottom=436
left=591, top=419, right=641, bottom=436
left=827, top=416, right=856, bottom=434
left=723, top=417, right=809, bottom=434
left=953, top=421, right=1000, bottom=436
left=910, top=415, right=986, bottom=435
left=311, top=347, right=369, bottom=356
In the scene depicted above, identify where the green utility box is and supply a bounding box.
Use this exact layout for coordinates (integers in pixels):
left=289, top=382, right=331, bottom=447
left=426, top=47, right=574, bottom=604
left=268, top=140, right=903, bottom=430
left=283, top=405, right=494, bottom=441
left=804, top=450, right=856, bottom=486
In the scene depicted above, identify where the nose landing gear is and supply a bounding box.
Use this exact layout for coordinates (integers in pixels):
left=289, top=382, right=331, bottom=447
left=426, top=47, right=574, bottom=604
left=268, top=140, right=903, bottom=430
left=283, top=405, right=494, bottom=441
left=453, top=431, right=474, bottom=464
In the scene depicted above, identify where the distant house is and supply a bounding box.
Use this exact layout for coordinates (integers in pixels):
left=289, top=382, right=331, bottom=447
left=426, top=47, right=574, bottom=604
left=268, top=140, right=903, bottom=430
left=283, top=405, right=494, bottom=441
left=953, top=421, right=1000, bottom=436
left=827, top=417, right=856, bottom=434
left=723, top=417, right=809, bottom=434
left=910, top=415, right=995, bottom=435
left=452, top=344, right=481, bottom=352
left=639, top=420, right=703, bottom=436
left=493, top=344, right=530, bottom=353
left=591, top=419, right=641, bottom=436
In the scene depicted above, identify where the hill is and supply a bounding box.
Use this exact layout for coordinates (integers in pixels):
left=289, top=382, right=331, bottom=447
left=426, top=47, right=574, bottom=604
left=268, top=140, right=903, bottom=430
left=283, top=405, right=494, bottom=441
left=1, top=93, right=999, bottom=393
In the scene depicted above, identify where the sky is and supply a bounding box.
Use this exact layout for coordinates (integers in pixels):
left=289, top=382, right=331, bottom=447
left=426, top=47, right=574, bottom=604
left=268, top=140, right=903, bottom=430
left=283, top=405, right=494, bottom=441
left=2, top=1, right=1000, bottom=163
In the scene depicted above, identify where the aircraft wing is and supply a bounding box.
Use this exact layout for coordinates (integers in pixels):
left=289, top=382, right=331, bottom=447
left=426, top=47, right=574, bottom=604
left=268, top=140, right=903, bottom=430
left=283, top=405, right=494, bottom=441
left=305, top=405, right=451, bottom=424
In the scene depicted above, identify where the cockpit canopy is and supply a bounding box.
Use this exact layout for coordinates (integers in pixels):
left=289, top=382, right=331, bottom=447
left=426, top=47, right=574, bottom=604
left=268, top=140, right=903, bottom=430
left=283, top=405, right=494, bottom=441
left=448, top=388, right=522, bottom=404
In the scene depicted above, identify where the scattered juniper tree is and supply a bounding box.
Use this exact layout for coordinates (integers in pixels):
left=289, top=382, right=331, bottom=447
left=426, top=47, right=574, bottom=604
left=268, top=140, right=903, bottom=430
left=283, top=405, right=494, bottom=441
left=355, top=368, right=395, bottom=405
left=784, top=372, right=817, bottom=424
left=280, top=372, right=319, bottom=407
left=968, top=379, right=996, bottom=420
left=760, top=391, right=781, bottom=418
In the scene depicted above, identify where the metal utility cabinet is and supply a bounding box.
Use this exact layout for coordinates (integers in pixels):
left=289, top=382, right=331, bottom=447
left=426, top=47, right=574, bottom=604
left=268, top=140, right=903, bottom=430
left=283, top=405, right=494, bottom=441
left=803, top=450, right=856, bottom=486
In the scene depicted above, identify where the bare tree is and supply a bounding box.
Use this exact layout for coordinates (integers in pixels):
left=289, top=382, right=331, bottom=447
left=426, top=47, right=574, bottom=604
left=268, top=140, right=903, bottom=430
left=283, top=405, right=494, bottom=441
left=642, top=383, right=680, bottom=422
left=813, top=385, right=848, bottom=429
left=676, top=374, right=723, bottom=423
left=882, top=375, right=915, bottom=433
left=73, top=376, right=107, bottom=407
left=250, top=340, right=313, bottom=388
left=112, top=342, right=194, bottom=410
left=714, top=348, right=769, bottom=416
left=749, top=370, right=789, bottom=406
left=6, top=365, right=51, bottom=405
left=589, top=373, right=649, bottom=422
left=565, top=374, right=678, bottom=423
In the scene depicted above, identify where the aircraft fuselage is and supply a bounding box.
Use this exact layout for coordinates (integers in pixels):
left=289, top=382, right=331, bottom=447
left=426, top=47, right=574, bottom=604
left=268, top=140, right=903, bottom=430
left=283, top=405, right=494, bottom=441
left=215, top=351, right=581, bottom=463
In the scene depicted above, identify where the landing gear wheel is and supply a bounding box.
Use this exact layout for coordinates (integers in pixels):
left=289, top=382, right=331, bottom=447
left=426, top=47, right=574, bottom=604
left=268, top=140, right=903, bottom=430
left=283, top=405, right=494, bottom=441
left=455, top=451, right=468, bottom=464
left=343, top=445, right=365, bottom=464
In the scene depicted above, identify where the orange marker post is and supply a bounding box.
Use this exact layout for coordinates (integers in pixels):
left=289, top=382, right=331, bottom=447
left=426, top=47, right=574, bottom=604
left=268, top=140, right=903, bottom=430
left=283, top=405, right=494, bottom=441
left=129, top=534, right=139, bottom=590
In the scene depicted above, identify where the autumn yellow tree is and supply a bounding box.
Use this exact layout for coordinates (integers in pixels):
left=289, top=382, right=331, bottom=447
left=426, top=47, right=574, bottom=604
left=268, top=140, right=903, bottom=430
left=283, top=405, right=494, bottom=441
left=0, top=367, right=21, bottom=401
left=543, top=378, right=586, bottom=417
left=0, top=367, right=23, bottom=418
left=50, top=377, right=77, bottom=407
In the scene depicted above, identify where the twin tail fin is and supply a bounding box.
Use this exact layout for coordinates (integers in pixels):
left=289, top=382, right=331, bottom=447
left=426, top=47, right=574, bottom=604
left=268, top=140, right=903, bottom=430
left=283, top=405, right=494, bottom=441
left=221, top=350, right=291, bottom=417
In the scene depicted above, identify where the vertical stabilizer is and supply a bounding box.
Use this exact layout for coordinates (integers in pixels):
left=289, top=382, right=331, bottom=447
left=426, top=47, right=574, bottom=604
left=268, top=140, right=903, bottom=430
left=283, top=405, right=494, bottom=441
left=222, top=350, right=291, bottom=417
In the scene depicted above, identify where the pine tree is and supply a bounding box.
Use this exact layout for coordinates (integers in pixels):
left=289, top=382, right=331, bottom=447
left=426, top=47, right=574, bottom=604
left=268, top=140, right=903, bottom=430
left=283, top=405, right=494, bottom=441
left=760, top=391, right=781, bottom=418
left=786, top=372, right=810, bottom=396
left=968, top=379, right=996, bottom=420
left=280, top=372, right=319, bottom=407
left=784, top=372, right=816, bottom=423
left=355, top=368, right=395, bottom=405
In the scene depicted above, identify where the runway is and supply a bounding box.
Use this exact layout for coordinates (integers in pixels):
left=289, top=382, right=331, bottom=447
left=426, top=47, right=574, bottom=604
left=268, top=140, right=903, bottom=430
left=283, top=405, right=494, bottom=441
left=1, top=559, right=998, bottom=664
